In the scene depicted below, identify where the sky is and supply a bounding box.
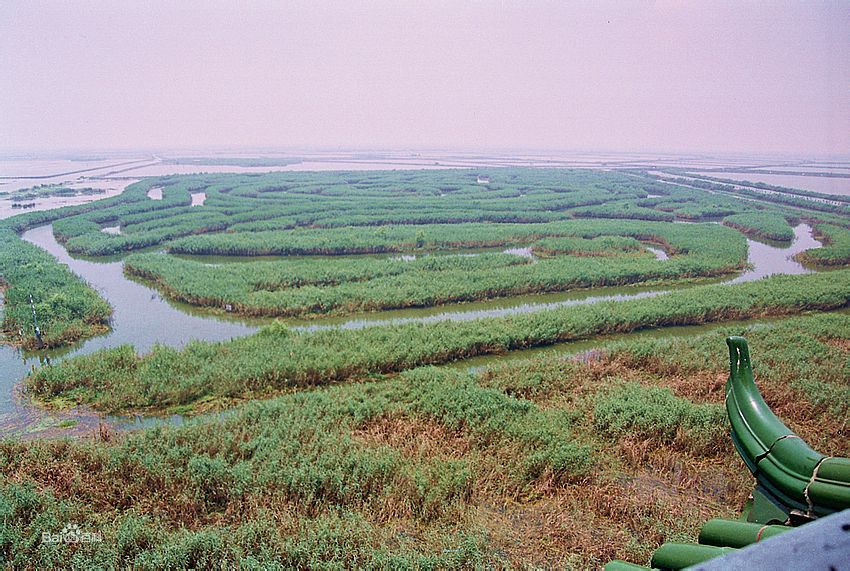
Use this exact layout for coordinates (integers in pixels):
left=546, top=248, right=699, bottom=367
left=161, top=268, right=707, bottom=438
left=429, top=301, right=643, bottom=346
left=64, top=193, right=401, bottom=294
left=1, top=1, right=848, bottom=156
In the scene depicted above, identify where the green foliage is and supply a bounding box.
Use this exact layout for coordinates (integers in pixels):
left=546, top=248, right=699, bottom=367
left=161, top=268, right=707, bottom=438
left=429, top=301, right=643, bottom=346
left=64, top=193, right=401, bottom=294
left=395, top=368, right=594, bottom=482
left=0, top=179, right=169, bottom=347
left=573, top=201, right=676, bottom=221
left=477, top=357, right=584, bottom=400
left=0, top=226, right=111, bottom=348
left=27, top=270, right=850, bottom=410
left=533, top=235, right=645, bottom=256
left=3, top=312, right=850, bottom=567
left=2, top=179, right=156, bottom=234
left=1, top=365, right=563, bottom=567
left=168, top=218, right=738, bottom=258
left=605, top=311, right=850, bottom=422
left=128, top=220, right=747, bottom=317
left=723, top=212, right=795, bottom=242
left=2, top=166, right=849, bottom=568
left=594, top=383, right=725, bottom=448
left=636, top=186, right=745, bottom=219
left=30, top=168, right=782, bottom=258
left=797, top=224, right=850, bottom=266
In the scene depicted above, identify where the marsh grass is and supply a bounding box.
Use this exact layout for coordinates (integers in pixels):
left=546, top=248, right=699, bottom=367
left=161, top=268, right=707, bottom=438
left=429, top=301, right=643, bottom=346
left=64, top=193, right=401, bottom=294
left=0, top=227, right=111, bottom=349
left=723, top=212, right=795, bottom=242
left=3, top=312, right=848, bottom=567
left=795, top=223, right=850, bottom=267
left=27, top=270, right=850, bottom=412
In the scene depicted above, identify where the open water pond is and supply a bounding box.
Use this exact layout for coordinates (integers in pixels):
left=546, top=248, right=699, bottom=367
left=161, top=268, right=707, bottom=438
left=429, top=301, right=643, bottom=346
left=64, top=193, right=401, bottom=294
left=727, top=224, right=818, bottom=283
left=0, top=179, right=138, bottom=220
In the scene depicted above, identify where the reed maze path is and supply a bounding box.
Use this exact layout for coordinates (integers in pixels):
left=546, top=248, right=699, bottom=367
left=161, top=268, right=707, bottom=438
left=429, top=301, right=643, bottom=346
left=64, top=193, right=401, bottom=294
left=1, top=167, right=848, bottom=567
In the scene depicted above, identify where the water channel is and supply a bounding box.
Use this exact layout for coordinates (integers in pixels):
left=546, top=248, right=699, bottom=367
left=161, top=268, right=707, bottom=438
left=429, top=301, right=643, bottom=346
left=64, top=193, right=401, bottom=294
left=0, top=223, right=823, bottom=438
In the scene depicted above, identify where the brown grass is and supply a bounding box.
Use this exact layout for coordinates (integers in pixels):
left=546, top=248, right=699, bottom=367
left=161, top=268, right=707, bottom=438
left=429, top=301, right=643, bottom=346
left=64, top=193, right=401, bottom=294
left=823, top=337, right=850, bottom=352
left=472, top=444, right=750, bottom=570
left=347, top=360, right=756, bottom=568
left=352, top=414, right=471, bottom=461
left=6, top=327, right=846, bottom=567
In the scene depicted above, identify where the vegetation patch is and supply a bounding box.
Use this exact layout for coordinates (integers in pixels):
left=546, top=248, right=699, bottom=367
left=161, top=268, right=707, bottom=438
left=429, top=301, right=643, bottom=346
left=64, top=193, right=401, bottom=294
left=531, top=235, right=646, bottom=257
left=0, top=184, right=105, bottom=202
left=593, top=383, right=726, bottom=452
left=723, top=212, right=795, bottom=242
left=0, top=226, right=111, bottom=349
left=3, top=167, right=849, bottom=568
left=125, top=220, right=744, bottom=318
left=3, top=312, right=848, bottom=568
left=795, top=223, right=850, bottom=267
left=26, top=270, right=850, bottom=412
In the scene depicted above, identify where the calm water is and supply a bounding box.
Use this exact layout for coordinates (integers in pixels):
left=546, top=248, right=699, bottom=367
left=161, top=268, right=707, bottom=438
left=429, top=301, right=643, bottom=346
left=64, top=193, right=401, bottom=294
left=695, top=171, right=850, bottom=196
left=0, top=180, right=137, bottom=220
left=0, top=225, right=259, bottom=437
left=0, top=223, right=823, bottom=438
left=727, top=224, right=817, bottom=283
left=0, top=158, right=148, bottom=194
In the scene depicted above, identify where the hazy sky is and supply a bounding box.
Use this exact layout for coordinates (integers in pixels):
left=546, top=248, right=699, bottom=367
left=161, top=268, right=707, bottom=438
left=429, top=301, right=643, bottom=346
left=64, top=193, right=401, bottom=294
left=2, top=1, right=848, bottom=155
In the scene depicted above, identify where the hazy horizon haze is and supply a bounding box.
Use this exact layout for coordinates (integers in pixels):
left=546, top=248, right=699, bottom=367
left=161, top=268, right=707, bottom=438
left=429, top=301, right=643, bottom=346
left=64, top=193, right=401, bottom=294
left=2, top=1, right=848, bottom=156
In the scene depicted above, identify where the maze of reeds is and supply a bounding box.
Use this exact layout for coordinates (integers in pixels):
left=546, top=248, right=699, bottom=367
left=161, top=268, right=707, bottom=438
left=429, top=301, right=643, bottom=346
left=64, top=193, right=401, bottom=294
left=3, top=168, right=847, bottom=348
left=27, top=269, right=850, bottom=412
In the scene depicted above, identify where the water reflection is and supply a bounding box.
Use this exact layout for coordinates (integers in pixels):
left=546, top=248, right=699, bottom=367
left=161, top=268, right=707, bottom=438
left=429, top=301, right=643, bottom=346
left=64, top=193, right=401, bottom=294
left=0, top=225, right=259, bottom=437
left=727, top=224, right=817, bottom=284
left=22, top=225, right=261, bottom=353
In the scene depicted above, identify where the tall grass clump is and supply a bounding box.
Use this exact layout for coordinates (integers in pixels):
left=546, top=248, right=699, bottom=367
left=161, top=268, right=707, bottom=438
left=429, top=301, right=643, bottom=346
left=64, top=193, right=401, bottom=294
left=594, top=383, right=726, bottom=452
left=4, top=312, right=850, bottom=568
left=796, top=223, right=850, bottom=266
left=26, top=270, right=850, bottom=411
left=723, top=212, right=794, bottom=242
left=0, top=225, right=111, bottom=348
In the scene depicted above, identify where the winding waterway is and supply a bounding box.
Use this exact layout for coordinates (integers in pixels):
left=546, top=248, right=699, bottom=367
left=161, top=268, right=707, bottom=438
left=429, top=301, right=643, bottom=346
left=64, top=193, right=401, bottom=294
left=0, top=223, right=823, bottom=438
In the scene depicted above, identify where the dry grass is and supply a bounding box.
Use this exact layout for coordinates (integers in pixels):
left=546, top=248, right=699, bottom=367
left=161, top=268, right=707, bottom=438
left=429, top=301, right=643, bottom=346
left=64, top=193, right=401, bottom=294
left=352, top=414, right=472, bottom=461
left=5, top=314, right=848, bottom=568
left=823, top=337, right=850, bottom=352
left=757, top=380, right=849, bottom=456
left=348, top=358, right=757, bottom=568
left=471, top=444, right=749, bottom=570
